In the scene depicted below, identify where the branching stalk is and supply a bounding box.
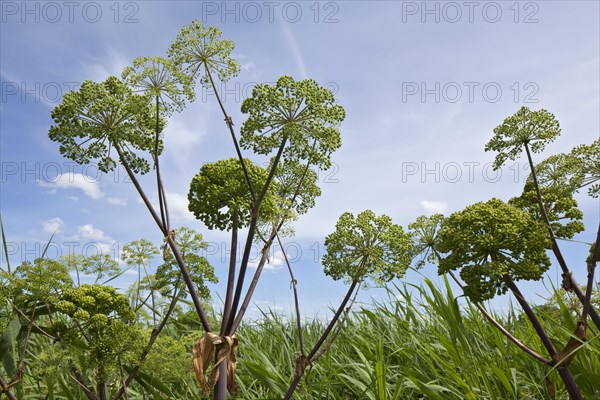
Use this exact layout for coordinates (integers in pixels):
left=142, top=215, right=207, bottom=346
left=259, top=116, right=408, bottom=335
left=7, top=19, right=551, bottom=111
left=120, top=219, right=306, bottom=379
left=0, top=375, right=17, bottom=400
left=205, top=66, right=256, bottom=202
left=114, top=142, right=211, bottom=332
left=524, top=142, right=600, bottom=329
left=112, top=278, right=183, bottom=400
left=230, top=235, right=274, bottom=333
left=226, top=136, right=288, bottom=333
left=283, top=280, right=359, bottom=400
left=445, top=269, right=549, bottom=363
left=504, top=274, right=583, bottom=400
left=311, top=281, right=361, bottom=363
left=279, top=233, right=305, bottom=354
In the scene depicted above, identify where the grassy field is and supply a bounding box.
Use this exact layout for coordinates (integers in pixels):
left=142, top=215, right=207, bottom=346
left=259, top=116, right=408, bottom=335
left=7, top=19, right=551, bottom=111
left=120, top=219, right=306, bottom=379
left=8, top=277, right=598, bottom=399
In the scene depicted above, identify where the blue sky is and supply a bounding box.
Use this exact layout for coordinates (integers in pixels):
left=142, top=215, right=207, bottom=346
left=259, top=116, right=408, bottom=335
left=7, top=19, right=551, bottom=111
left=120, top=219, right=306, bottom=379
left=1, top=1, right=599, bottom=320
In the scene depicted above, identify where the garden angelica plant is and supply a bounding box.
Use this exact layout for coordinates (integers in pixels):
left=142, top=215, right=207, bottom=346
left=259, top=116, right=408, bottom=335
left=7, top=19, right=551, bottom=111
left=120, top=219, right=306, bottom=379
left=410, top=107, right=599, bottom=400
left=44, top=19, right=408, bottom=400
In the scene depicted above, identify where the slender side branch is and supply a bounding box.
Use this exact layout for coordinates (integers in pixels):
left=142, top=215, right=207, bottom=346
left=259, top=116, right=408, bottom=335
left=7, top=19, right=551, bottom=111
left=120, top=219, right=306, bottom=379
left=205, top=66, right=255, bottom=202
left=581, top=227, right=600, bottom=322
left=0, top=375, right=17, bottom=400
left=283, top=280, right=359, bottom=400
left=226, top=137, right=288, bottom=333
left=583, top=224, right=600, bottom=322
left=166, top=236, right=211, bottom=332
left=504, top=274, right=583, bottom=400
left=112, top=279, right=183, bottom=400
left=279, top=233, right=305, bottom=355
left=114, top=142, right=211, bottom=332
left=153, top=95, right=168, bottom=231
left=446, top=270, right=549, bottom=363
left=43, top=304, right=97, bottom=399
left=307, top=280, right=359, bottom=361
left=311, top=282, right=361, bottom=363
left=114, top=143, right=166, bottom=234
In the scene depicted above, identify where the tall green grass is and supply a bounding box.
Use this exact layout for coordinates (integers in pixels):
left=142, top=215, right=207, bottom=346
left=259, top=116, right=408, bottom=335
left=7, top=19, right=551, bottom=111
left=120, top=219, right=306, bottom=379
left=233, top=276, right=600, bottom=400
left=3, top=277, right=598, bottom=399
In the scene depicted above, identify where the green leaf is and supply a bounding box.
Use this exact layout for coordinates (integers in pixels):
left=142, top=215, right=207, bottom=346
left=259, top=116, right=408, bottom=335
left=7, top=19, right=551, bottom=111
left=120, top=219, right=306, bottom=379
left=0, top=316, right=20, bottom=377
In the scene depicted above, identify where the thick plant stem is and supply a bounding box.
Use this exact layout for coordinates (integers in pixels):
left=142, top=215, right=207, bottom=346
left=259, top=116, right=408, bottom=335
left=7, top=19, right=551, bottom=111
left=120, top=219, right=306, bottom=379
left=0, top=376, right=17, bottom=400
left=446, top=270, right=549, bottom=364
left=98, top=381, right=107, bottom=400
left=524, top=143, right=600, bottom=330
left=226, top=137, right=288, bottom=333
left=504, top=275, right=557, bottom=355
left=283, top=281, right=359, bottom=400
left=114, top=143, right=211, bottom=332
left=221, top=213, right=238, bottom=333
left=504, top=275, right=583, bottom=400
left=214, top=215, right=239, bottom=400
left=214, top=362, right=228, bottom=400
left=225, top=215, right=258, bottom=334
left=230, top=237, right=274, bottom=333
left=229, top=140, right=315, bottom=335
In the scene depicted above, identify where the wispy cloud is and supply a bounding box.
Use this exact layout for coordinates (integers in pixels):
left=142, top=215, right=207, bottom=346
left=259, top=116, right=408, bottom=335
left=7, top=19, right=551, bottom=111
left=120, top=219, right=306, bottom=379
left=39, top=173, right=103, bottom=199
left=76, top=224, right=113, bottom=242
left=419, top=200, right=448, bottom=216
left=40, top=217, right=65, bottom=234
left=281, top=23, right=307, bottom=79
left=249, top=250, right=286, bottom=271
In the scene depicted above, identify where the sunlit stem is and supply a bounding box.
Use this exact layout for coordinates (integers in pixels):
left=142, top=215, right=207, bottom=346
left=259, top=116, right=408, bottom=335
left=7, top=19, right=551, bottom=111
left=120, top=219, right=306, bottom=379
left=524, top=142, right=600, bottom=330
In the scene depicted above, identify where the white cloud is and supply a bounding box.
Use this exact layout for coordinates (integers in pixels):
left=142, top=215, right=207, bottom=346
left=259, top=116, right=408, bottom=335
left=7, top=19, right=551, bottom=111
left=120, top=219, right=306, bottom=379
left=241, top=62, right=255, bottom=71
left=80, top=46, right=130, bottom=83
left=39, top=173, right=103, bottom=200
left=41, top=217, right=64, bottom=234
left=165, top=192, right=196, bottom=222
left=281, top=23, right=307, bottom=79
left=63, top=225, right=118, bottom=259
left=249, top=250, right=286, bottom=271
left=123, top=269, right=139, bottom=276
left=107, top=197, right=128, bottom=206
left=420, top=200, right=448, bottom=216
left=163, top=112, right=209, bottom=174
left=77, top=224, right=112, bottom=242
